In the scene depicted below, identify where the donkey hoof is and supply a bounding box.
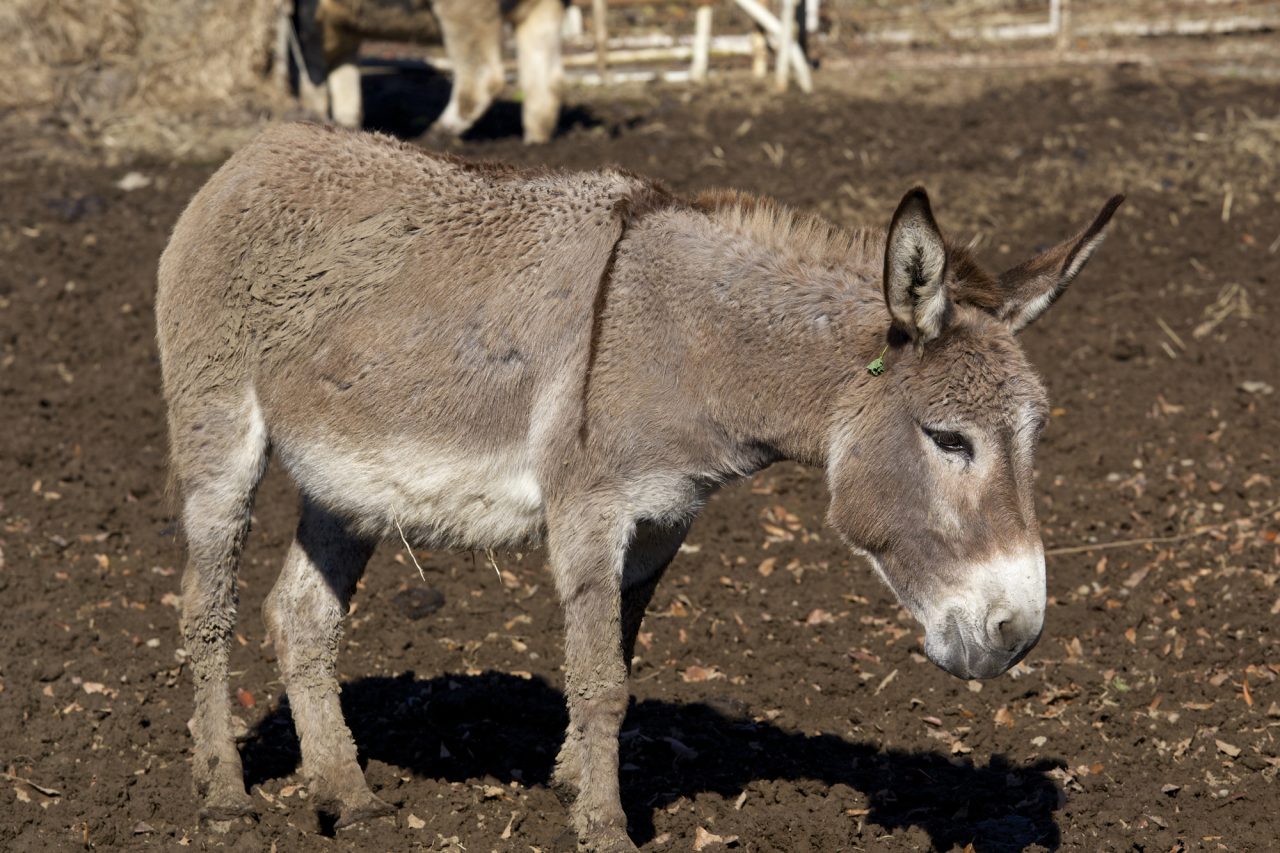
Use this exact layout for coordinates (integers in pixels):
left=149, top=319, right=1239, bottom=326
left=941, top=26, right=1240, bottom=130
left=333, top=794, right=396, bottom=829
left=579, top=826, right=638, bottom=853
left=199, top=791, right=258, bottom=823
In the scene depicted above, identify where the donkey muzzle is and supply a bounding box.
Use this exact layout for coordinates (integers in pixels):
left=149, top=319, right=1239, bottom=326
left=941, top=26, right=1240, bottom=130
left=922, top=550, right=1046, bottom=680
left=925, top=606, right=1043, bottom=679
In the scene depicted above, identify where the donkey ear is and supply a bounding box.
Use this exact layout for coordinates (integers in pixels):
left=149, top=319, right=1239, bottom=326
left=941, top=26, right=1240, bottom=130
left=883, top=187, right=949, bottom=344
left=995, top=194, right=1125, bottom=332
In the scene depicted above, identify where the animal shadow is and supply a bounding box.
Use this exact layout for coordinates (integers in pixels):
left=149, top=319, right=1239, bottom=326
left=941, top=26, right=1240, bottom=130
left=358, top=58, right=600, bottom=141
left=242, top=671, right=1063, bottom=852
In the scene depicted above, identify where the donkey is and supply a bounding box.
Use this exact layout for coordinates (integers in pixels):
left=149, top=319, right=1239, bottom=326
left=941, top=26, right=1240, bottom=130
left=157, top=122, right=1121, bottom=850
left=295, top=0, right=563, bottom=143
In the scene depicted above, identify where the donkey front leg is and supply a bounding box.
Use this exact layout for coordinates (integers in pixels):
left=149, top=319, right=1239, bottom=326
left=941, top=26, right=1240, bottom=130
left=263, top=501, right=391, bottom=828
left=549, top=509, right=635, bottom=852
left=551, top=515, right=688, bottom=852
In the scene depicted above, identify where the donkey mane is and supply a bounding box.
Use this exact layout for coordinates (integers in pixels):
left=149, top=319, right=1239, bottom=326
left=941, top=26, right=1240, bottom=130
left=694, top=189, right=884, bottom=272
left=693, top=189, right=1007, bottom=320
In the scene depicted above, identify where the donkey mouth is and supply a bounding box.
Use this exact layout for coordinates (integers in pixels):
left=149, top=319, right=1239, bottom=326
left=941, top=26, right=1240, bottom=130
left=924, top=609, right=1040, bottom=680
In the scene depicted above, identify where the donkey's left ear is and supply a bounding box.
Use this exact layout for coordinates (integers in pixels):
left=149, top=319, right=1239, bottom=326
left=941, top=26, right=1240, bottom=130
left=995, top=194, right=1125, bottom=332
left=884, top=187, right=949, bottom=345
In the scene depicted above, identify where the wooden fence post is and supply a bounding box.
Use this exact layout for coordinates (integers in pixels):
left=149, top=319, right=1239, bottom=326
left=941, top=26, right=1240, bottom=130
left=775, top=0, right=797, bottom=91
left=691, top=4, right=713, bottom=82
left=592, top=0, right=610, bottom=84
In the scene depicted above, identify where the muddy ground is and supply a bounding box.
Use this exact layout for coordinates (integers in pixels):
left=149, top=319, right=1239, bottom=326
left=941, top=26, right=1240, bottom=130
left=2, top=56, right=1279, bottom=852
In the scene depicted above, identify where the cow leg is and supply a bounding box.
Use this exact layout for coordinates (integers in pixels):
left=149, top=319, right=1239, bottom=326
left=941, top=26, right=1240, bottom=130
left=324, top=26, right=364, bottom=129
left=263, top=500, right=390, bottom=828
left=327, top=54, right=363, bottom=129
left=172, top=394, right=269, bottom=822
left=295, top=0, right=331, bottom=118
left=514, top=0, right=564, bottom=144
left=433, top=1, right=504, bottom=137
left=550, top=513, right=688, bottom=852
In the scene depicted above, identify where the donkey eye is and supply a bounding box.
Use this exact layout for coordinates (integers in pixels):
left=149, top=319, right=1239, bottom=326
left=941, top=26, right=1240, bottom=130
left=925, top=428, right=973, bottom=459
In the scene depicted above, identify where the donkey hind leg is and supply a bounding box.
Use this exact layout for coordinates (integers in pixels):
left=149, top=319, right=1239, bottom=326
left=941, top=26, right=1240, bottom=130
left=551, top=516, right=688, bottom=852
left=263, top=500, right=390, bottom=829
left=619, top=521, right=688, bottom=674
left=432, top=4, right=504, bottom=137
left=177, top=399, right=270, bottom=821
left=514, top=0, right=565, bottom=144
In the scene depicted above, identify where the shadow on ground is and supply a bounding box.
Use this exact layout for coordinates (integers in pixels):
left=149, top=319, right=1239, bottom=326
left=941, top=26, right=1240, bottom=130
left=358, top=58, right=602, bottom=142
left=242, top=671, right=1063, bottom=852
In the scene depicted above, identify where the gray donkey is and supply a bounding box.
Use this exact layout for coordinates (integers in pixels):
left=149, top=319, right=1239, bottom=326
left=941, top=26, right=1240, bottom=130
left=157, top=123, right=1121, bottom=850
left=296, top=0, right=563, bottom=143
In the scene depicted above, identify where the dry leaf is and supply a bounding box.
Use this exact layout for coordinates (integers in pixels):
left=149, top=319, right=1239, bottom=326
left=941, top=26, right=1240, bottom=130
left=1123, top=565, right=1152, bottom=589
left=994, top=706, right=1015, bottom=728
left=236, top=687, right=256, bottom=708
left=407, top=813, right=426, bottom=829
left=682, top=665, right=725, bottom=683
left=804, top=608, right=835, bottom=626
left=1216, top=739, right=1242, bottom=758
left=757, top=558, right=776, bottom=577
left=874, top=668, right=898, bottom=695
left=693, top=826, right=738, bottom=850
left=664, top=736, right=698, bottom=760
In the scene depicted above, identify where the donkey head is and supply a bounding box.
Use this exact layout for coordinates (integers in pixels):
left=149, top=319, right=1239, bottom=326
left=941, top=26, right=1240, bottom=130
left=827, top=188, right=1123, bottom=679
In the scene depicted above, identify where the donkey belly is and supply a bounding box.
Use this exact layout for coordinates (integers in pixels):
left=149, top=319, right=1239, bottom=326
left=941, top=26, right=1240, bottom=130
left=280, top=437, right=546, bottom=550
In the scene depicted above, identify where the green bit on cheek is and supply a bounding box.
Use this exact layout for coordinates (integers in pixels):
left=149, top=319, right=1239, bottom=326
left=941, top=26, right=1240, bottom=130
left=866, top=344, right=889, bottom=376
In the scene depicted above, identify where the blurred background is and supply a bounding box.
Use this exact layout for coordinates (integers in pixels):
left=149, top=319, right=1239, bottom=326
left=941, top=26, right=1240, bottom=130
left=1, top=2, right=1278, bottom=851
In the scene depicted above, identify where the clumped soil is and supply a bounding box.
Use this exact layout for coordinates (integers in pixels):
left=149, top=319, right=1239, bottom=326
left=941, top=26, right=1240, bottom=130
left=1, top=61, right=1278, bottom=852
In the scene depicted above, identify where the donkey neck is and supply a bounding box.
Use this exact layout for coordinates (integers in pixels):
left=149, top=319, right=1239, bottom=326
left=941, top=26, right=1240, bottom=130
left=614, top=200, right=891, bottom=468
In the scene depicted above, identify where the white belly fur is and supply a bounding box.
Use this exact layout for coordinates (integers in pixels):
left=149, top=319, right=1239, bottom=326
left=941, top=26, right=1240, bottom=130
left=282, top=438, right=546, bottom=549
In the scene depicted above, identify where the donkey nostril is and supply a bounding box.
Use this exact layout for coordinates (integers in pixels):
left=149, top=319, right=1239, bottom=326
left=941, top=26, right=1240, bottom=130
left=985, top=608, right=1019, bottom=650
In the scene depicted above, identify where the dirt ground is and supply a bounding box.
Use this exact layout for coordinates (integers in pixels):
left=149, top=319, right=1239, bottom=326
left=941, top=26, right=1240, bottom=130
left=2, top=56, right=1279, bottom=853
